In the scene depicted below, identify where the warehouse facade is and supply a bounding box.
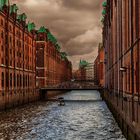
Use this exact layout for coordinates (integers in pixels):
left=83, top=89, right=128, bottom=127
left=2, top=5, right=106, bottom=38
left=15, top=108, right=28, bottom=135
left=102, top=0, right=140, bottom=130
left=0, top=2, right=37, bottom=109
left=36, top=27, right=72, bottom=88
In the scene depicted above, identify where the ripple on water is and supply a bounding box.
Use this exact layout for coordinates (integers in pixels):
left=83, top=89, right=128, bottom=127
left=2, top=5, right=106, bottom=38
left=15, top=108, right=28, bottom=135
left=0, top=90, right=126, bottom=140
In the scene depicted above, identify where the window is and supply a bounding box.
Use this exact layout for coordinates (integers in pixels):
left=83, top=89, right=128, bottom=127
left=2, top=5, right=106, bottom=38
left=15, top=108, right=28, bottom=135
left=23, top=75, right=25, bottom=87
left=10, top=49, right=12, bottom=54
left=1, top=19, right=3, bottom=26
left=10, top=60, right=12, bottom=66
left=10, top=73, right=12, bottom=87
left=2, top=72, right=4, bottom=88
left=20, top=75, right=22, bottom=87
left=26, top=75, right=27, bottom=87
left=1, top=31, right=4, bottom=39
left=17, top=74, right=19, bottom=87
left=17, top=40, right=18, bottom=46
left=1, top=58, right=4, bottom=64
left=1, top=45, right=3, bottom=51
left=19, top=41, right=20, bottom=47
left=9, top=25, right=12, bottom=31
left=6, top=72, right=8, bottom=87
left=28, top=75, right=29, bottom=87
left=14, top=73, right=16, bottom=87
left=9, top=36, right=12, bottom=43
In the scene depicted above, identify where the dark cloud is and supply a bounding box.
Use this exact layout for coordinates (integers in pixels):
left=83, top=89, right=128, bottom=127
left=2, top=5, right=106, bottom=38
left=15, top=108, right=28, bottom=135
left=61, top=0, right=100, bottom=11
left=11, top=0, right=103, bottom=69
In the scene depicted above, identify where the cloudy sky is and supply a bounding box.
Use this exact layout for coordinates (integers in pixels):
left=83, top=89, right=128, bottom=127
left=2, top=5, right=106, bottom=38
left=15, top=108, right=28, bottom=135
left=11, top=0, right=103, bottom=69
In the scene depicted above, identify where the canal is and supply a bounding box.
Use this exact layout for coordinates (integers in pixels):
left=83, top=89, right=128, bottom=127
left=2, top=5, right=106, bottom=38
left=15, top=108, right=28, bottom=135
left=0, top=90, right=126, bottom=140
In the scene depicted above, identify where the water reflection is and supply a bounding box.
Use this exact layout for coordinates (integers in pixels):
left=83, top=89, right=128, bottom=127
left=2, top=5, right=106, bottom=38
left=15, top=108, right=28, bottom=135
left=0, top=90, right=126, bottom=140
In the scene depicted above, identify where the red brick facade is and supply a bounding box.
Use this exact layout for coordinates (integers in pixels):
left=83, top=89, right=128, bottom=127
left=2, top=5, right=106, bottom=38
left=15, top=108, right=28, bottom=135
left=0, top=3, right=37, bottom=109
left=73, top=68, right=86, bottom=81
left=94, top=43, right=104, bottom=86
left=36, top=29, right=72, bottom=88
left=103, top=0, right=140, bottom=97
left=102, top=0, right=140, bottom=123
left=0, top=0, right=72, bottom=110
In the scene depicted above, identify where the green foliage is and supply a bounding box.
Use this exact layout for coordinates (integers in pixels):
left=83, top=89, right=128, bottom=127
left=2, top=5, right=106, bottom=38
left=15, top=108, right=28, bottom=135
left=79, top=60, right=89, bottom=68
left=38, top=26, right=47, bottom=33
left=102, top=9, right=106, bottom=16
left=0, top=0, right=9, bottom=10
left=47, top=32, right=57, bottom=44
left=102, top=1, right=107, bottom=7
left=55, top=44, right=61, bottom=52
left=10, top=4, right=18, bottom=14
left=17, top=13, right=27, bottom=22
left=28, top=22, right=35, bottom=32
left=60, top=52, right=67, bottom=60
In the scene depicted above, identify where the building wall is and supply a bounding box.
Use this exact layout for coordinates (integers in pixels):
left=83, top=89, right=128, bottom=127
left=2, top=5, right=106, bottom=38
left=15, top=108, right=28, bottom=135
left=85, top=64, right=94, bottom=81
left=0, top=5, right=38, bottom=110
left=73, top=68, right=86, bottom=81
left=103, top=0, right=140, bottom=95
left=94, top=44, right=105, bottom=87
left=36, top=32, right=72, bottom=88
left=103, top=0, right=140, bottom=124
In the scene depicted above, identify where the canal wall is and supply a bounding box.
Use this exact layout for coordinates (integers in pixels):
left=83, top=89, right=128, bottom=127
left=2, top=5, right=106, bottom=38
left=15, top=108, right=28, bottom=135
left=0, top=89, right=69, bottom=111
left=101, top=89, right=140, bottom=140
left=0, top=89, right=40, bottom=111
left=0, top=88, right=69, bottom=111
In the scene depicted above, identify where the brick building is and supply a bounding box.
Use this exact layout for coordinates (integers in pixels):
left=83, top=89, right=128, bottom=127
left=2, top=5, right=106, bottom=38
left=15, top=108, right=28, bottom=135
left=73, top=60, right=88, bottom=81
left=94, top=43, right=104, bottom=86
left=102, top=0, right=140, bottom=124
left=36, top=26, right=72, bottom=88
left=85, top=63, right=94, bottom=81
left=0, top=1, right=37, bottom=109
